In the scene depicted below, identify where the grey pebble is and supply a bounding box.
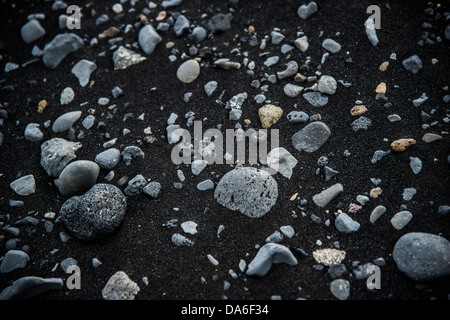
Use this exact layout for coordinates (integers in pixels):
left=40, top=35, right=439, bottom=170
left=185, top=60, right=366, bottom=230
left=21, top=19, right=46, bottom=44
left=277, top=61, right=298, bottom=79
left=351, top=116, right=372, bottom=131
left=246, top=243, right=298, bottom=277
left=330, top=279, right=350, bottom=300
left=72, top=59, right=97, bottom=87
left=364, top=18, right=379, bottom=46
left=42, top=33, right=84, bottom=69
left=327, top=264, right=348, bottom=280
left=82, top=115, right=95, bottom=130
left=56, top=160, right=100, bottom=196
left=60, top=87, right=75, bottom=105
left=335, top=212, right=360, bottom=233
left=283, top=83, right=304, bottom=97
left=409, top=157, right=422, bottom=174
left=112, top=46, right=147, bottom=71
left=322, top=38, right=341, bottom=53
left=197, top=179, right=214, bottom=191
left=317, top=75, right=337, bottom=95
left=138, top=24, right=162, bottom=54
left=393, top=232, right=450, bottom=281
left=24, top=123, right=44, bottom=142
left=95, top=148, right=121, bottom=170
left=189, top=26, right=207, bottom=43
left=313, top=183, right=343, bottom=207
left=177, top=59, right=200, bottom=83
left=280, top=225, right=294, bottom=238
left=369, top=205, right=386, bottom=224
left=10, top=175, right=36, bottom=196
left=323, top=166, right=339, bottom=181
left=207, top=13, right=233, bottom=33
left=297, top=1, right=318, bottom=19
left=0, top=250, right=30, bottom=273
left=402, top=188, right=416, bottom=201
left=287, top=111, right=309, bottom=123
left=204, top=81, right=218, bottom=96
left=124, top=174, right=148, bottom=196
left=371, top=150, right=391, bottom=164
left=264, top=56, right=279, bottom=67
left=171, top=233, right=194, bottom=246
left=303, top=92, right=329, bottom=107
left=174, top=15, right=190, bottom=37
left=52, top=111, right=82, bottom=133
left=0, top=276, right=63, bottom=300
left=142, top=181, right=161, bottom=198
left=353, top=262, right=376, bottom=280
left=60, top=257, right=78, bottom=273
left=122, top=146, right=144, bottom=166
left=292, top=121, right=331, bottom=153
left=402, top=55, right=422, bottom=74
left=438, top=205, right=450, bottom=215
left=390, top=211, right=413, bottom=230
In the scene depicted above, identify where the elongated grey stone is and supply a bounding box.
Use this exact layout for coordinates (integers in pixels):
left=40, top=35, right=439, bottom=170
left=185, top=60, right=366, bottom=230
left=393, top=232, right=450, bottom=281
left=292, top=121, right=331, bottom=153
left=246, top=243, right=298, bottom=277
left=277, top=60, right=298, bottom=79
left=10, top=175, right=36, bottom=196
left=369, top=205, right=386, bottom=224
left=297, top=1, right=318, bottom=19
left=313, top=183, right=343, bottom=207
left=410, top=157, right=422, bottom=174
left=52, top=111, right=82, bottom=133
left=365, top=18, right=379, bottom=46
left=0, top=277, right=63, bottom=300
left=322, top=38, right=341, bottom=53
left=171, top=233, right=194, bottom=246
left=0, top=250, right=30, bottom=273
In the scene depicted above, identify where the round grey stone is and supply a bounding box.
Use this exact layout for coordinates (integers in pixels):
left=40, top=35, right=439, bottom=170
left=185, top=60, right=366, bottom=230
left=177, top=59, right=200, bottom=83
left=95, top=148, right=121, bottom=170
left=60, top=87, right=75, bottom=105
left=330, top=279, right=350, bottom=300
left=318, top=75, right=337, bottom=95
left=60, top=184, right=127, bottom=241
left=56, top=160, right=100, bottom=196
left=214, top=167, right=278, bottom=218
left=393, top=232, right=450, bottom=281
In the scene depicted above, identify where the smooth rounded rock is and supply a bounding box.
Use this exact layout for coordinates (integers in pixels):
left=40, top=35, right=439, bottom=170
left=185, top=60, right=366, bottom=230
left=176, top=59, right=200, bottom=83
left=56, top=160, right=100, bottom=196
left=52, top=111, right=82, bottom=133
left=393, top=232, right=450, bottom=281
left=95, top=148, right=121, bottom=170
left=0, top=250, right=30, bottom=273
left=24, top=123, right=44, bottom=142
left=138, top=24, right=162, bottom=54
left=21, top=19, right=46, bottom=44
left=60, top=184, right=127, bottom=241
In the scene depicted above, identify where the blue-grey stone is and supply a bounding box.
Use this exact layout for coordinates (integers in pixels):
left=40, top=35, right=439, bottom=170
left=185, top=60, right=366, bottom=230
left=287, top=111, right=309, bottom=123
left=292, top=121, right=331, bottom=153
left=207, top=13, right=233, bottom=33
left=174, top=15, right=190, bottom=37
left=335, top=212, right=360, bottom=233
left=52, top=111, right=82, bottom=133
left=24, top=123, right=44, bottom=142
left=10, top=175, right=36, bottom=196
left=142, top=181, right=161, bottom=198
left=42, top=33, right=84, bottom=69
left=0, top=276, right=63, bottom=300
left=0, top=250, right=30, bottom=273
left=124, top=174, right=148, bottom=196
left=402, top=55, right=422, bottom=74
left=297, top=2, right=318, bottom=19
left=410, top=157, right=422, bottom=174
left=322, top=38, right=341, bottom=53
left=21, top=19, right=46, bottom=44
left=71, top=59, right=97, bottom=87
left=189, top=26, right=207, bottom=43
left=393, top=232, right=450, bottom=281
left=138, top=24, right=162, bottom=54
left=390, top=211, right=413, bottom=230
left=303, top=92, right=328, bottom=107
left=95, top=148, right=121, bottom=170
left=246, top=243, right=298, bottom=277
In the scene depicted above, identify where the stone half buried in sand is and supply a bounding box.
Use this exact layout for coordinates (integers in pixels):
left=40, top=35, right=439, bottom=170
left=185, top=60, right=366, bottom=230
left=214, top=167, right=278, bottom=218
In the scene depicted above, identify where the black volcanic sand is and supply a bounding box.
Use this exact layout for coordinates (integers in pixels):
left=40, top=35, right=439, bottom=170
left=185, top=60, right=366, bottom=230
left=0, top=0, right=449, bottom=301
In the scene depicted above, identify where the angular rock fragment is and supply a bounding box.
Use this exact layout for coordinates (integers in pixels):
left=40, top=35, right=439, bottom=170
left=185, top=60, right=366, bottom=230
left=113, top=46, right=147, bottom=70
left=42, top=33, right=84, bottom=69
left=246, top=243, right=298, bottom=277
